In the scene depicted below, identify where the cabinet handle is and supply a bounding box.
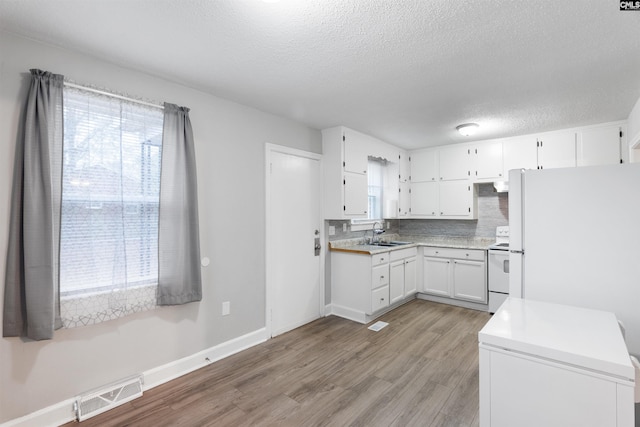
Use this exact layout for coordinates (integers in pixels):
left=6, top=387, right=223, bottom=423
left=380, top=275, right=385, bottom=279
left=380, top=258, right=385, bottom=261
left=380, top=297, right=385, bottom=301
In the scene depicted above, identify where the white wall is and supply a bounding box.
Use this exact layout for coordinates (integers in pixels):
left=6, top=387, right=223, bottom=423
left=627, top=96, right=640, bottom=162
left=0, top=31, right=321, bottom=423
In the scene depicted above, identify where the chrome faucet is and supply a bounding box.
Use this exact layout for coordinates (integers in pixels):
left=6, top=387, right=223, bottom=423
left=371, top=221, right=385, bottom=244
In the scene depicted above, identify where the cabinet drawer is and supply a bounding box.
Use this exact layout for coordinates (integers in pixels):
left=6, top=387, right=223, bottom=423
left=390, top=247, right=418, bottom=261
left=371, top=264, right=389, bottom=289
left=372, top=252, right=389, bottom=266
left=422, top=247, right=485, bottom=261
left=371, top=286, right=390, bottom=313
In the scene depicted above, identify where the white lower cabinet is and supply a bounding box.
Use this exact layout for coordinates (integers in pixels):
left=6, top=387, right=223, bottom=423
left=452, top=259, right=487, bottom=303
left=331, top=247, right=418, bottom=323
left=331, top=250, right=389, bottom=323
left=389, top=248, right=417, bottom=304
left=422, top=256, right=450, bottom=296
left=422, top=247, right=487, bottom=304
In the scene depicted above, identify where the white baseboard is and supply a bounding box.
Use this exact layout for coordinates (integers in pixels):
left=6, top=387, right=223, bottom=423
left=329, top=304, right=367, bottom=324
left=0, top=328, right=269, bottom=427
left=143, top=327, right=268, bottom=390
left=417, top=293, right=488, bottom=312
left=0, top=398, right=76, bottom=427
left=324, top=304, right=332, bottom=316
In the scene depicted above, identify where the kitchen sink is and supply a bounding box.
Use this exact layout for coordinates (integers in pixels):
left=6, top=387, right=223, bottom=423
left=367, top=241, right=413, bottom=247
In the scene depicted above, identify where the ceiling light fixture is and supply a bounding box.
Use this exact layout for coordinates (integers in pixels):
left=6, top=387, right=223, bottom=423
left=456, top=123, right=479, bottom=137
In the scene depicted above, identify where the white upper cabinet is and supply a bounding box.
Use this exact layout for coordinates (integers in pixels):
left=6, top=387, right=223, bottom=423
left=398, top=181, right=411, bottom=217
left=322, top=126, right=400, bottom=219
left=503, top=135, right=539, bottom=174
left=537, top=130, right=576, bottom=169
left=439, top=145, right=471, bottom=181
left=577, top=124, right=622, bottom=167
left=410, top=148, right=438, bottom=182
left=439, top=180, right=477, bottom=219
left=343, top=172, right=368, bottom=216
left=471, top=140, right=504, bottom=181
left=410, top=181, right=439, bottom=217
left=343, top=128, right=369, bottom=175
left=322, top=126, right=368, bottom=219
left=399, top=150, right=411, bottom=183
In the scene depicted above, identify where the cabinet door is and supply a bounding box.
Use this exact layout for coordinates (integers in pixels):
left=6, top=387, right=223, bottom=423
left=343, top=172, right=368, bottom=217
left=538, top=131, right=576, bottom=169
left=423, top=256, right=450, bottom=297
left=389, top=260, right=405, bottom=304
left=577, top=125, right=621, bottom=167
left=398, top=181, right=411, bottom=217
left=343, top=129, right=369, bottom=175
left=452, top=259, right=486, bottom=303
left=488, top=351, right=618, bottom=427
left=439, top=145, right=470, bottom=181
left=410, top=181, right=438, bottom=217
left=404, top=257, right=417, bottom=295
left=410, top=148, right=438, bottom=182
left=439, top=181, right=472, bottom=217
left=474, top=141, right=504, bottom=181
left=503, top=135, right=538, bottom=174
left=399, top=150, right=411, bottom=183
left=371, top=263, right=389, bottom=290
left=371, top=286, right=390, bottom=313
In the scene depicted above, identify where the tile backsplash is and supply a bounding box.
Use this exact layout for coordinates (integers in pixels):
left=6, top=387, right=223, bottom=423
left=326, top=183, right=508, bottom=241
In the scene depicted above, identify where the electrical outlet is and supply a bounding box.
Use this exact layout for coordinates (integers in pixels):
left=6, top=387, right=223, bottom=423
left=329, top=225, right=335, bottom=236
left=222, top=301, right=230, bottom=316
left=386, top=221, right=390, bottom=229
left=343, top=223, right=347, bottom=232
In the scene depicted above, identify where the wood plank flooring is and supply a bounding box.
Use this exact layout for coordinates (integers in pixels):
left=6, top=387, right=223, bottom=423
left=61, top=300, right=491, bottom=427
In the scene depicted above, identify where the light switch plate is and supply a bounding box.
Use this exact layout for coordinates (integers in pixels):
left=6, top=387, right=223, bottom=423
left=222, top=301, right=230, bottom=316
left=343, top=223, right=347, bottom=232
left=329, top=225, right=335, bottom=236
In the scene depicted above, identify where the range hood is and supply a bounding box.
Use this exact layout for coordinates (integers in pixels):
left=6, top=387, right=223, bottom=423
left=493, top=181, right=509, bottom=193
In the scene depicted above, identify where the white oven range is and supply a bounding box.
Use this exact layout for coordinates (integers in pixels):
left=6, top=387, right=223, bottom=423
left=488, top=226, right=510, bottom=314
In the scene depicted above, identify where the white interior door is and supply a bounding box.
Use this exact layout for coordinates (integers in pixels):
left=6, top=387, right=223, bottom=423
left=267, top=145, right=322, bottom=337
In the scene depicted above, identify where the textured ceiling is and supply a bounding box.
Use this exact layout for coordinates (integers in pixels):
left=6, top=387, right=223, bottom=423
left=1, top=0, right=640, bottom=149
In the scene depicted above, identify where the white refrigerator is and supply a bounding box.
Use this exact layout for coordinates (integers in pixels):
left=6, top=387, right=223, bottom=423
left=508, top=163, right=640, bottom=356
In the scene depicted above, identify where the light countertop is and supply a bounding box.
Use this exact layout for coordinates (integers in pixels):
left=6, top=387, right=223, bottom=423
left=479, top=297, right=634, bottom=380
left=329, top=234, right=494, bottom=254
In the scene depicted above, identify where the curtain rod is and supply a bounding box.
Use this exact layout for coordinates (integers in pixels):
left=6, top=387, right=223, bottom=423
left=63, top=82, right=164, bottom=110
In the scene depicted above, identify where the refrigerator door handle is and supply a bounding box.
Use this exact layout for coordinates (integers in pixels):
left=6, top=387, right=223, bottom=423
left=510, top=250, right=524, bottom=254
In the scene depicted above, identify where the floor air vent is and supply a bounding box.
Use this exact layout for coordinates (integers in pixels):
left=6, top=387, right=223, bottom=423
left=75, top=375, right=143, bottom=421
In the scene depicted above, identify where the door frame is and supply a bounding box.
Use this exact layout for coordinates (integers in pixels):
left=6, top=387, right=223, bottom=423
left=265, top=143, right=325, bottom=338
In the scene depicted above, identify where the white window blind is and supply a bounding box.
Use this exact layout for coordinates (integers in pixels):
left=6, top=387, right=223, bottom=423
left=59, top=85, right=164, bottom=327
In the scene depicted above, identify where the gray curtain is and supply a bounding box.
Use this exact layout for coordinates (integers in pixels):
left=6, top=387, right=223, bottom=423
left=157, top=103, right=202, bottom=305
left=3, top=69, right=64, bottom=340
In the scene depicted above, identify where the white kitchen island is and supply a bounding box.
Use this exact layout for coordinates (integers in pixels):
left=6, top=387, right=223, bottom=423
left=479, top=297, right=635, bottom=427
